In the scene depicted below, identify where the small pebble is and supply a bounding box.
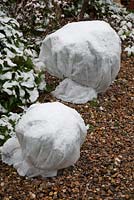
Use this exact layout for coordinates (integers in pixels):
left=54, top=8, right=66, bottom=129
left=29, top=192, right=36, bottom=199
left=1, top=182, right=5, bottom=187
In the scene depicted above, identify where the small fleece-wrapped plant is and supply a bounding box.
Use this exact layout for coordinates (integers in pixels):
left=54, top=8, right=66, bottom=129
left=0, top=11, right=45, bottom=114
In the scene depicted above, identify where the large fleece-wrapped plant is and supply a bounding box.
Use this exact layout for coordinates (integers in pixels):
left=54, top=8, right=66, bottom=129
left=39, top=21, right=121, bottom=104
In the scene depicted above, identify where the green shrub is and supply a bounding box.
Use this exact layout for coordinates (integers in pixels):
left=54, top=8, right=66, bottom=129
left=0, top=11, right=46, bottom=114
left=0, top=112, right=21, bottom=146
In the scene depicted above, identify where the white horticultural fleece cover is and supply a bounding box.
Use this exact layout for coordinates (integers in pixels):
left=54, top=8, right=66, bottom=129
left=39, top=20, right=121, bottom=104
left=2, top=102, right=87, bottom=177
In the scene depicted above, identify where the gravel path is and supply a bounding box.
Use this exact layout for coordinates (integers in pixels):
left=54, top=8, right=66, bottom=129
left=0, top=54, right=134, bottom=200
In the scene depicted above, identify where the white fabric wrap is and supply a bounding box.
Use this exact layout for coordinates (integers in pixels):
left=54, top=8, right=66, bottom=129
left=100, top=0, right=113, bottom=4
left=2, top=102, right=87, bottom=177
left=39, top=21, right=121, bottom=103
